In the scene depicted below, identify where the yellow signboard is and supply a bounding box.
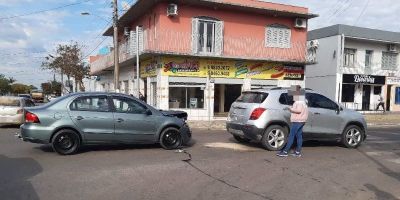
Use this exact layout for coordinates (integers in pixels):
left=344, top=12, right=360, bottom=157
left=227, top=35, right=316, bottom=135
left=141, top=56, right=304, bottom=80
left=140, top=58, right=159, bottom=78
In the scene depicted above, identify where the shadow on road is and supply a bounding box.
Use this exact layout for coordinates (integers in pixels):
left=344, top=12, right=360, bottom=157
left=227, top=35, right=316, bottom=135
left=0, top=125, right=21, bottom=129
left=35, top=140, right=197, bottom=154
left=364, top=184, right=398, bottom=200
left=0, top=155, right=42, bottom=200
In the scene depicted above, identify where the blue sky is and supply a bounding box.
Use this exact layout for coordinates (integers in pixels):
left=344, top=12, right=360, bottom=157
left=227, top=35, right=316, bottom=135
left=0, top=0, right=399, bottom=87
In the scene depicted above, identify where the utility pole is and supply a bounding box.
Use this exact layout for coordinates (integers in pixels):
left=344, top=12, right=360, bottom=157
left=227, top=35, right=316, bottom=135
left=113, top=0, right=120, bottom=92
left=136, top=26, right=140, bottom=98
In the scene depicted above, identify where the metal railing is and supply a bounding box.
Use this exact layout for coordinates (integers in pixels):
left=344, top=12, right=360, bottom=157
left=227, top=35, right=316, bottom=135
left=90, top=30, right=312, bottom=75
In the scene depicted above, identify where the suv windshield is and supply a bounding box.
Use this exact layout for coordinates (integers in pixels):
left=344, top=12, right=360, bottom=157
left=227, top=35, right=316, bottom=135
left=236, top=92, right=268, bottom=103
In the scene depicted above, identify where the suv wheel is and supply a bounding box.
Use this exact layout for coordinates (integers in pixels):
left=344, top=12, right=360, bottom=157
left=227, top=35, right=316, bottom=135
left=160, top=127, right=182, bottom=150
left=233, top=135, right=251, bottom=143
left=52, top=129, right=81, bottom=155
left=261, top=125, right=288, bottom=151
left=342, top=125, right=363, bottom=148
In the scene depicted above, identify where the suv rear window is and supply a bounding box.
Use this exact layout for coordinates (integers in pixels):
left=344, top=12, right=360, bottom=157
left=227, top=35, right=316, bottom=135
left=0, top=98, right=20, bottom=106
left=236, top=92, right=268, bottom=103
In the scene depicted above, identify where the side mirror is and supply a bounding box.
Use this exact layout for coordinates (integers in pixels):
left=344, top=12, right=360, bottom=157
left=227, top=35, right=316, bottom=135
left=145, top=109, right=152, bottom=115
left=335, top=105, right=341, bottom=114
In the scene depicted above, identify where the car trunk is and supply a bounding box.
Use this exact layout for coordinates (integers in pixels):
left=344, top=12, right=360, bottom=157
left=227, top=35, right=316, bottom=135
left=0, top=106, right=20, bottom=116
left=228, top=91, right=268, bottom=124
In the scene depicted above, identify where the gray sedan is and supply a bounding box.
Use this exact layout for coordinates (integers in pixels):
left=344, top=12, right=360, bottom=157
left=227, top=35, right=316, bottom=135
left=20, top=92, right=191, bottom=155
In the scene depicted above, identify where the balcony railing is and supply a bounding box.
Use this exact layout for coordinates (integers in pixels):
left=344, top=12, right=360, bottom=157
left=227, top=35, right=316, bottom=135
left=90, top=30, right=315, bottom=75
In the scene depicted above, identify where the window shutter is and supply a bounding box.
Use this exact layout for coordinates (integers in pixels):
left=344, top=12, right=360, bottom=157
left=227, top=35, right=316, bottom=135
left=214, top=21, right=224, bottom=56
left=265, top=25, right=291, bottom=48
left=138, top=27, right=143, bottom=52
left=191, top=18, right=199, bottom=54
left=130, top=30, right=137, bottom=55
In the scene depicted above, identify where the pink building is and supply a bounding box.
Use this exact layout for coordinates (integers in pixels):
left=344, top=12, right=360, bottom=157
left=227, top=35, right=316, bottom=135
left=91, top=0, right=317, bottom=120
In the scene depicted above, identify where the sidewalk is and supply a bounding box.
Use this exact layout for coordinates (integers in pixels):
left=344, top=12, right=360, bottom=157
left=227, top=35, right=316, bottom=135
left=188, top=113, right=400, bottom=130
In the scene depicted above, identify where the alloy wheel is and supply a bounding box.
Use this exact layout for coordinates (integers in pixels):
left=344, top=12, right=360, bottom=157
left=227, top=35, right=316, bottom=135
left=345, top=128, right=362, bottom=146
left=267, top=129, right=285, bottom=149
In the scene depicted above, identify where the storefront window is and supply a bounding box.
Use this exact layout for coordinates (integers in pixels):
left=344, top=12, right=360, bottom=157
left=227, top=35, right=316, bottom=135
left=395, top=87, right=400, bottom=105
left=342, top=84, right=355, bottom=102
left=373, top=86, right=381, bottom=95
left=169, top=87, right=205, bottom=109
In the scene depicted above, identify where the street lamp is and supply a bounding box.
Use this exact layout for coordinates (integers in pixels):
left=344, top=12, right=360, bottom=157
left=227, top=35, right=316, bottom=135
left=81, top=1, right=120, bottom=93
left=80, top=12, right=111, bottom=23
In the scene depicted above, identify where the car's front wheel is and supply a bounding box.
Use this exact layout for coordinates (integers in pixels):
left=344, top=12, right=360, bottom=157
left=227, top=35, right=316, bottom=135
left=160, top=127, right=182, bottom=150
left=261, top=125, right=288, bottom=151
left=342, top=125, right=364, bottom=148
left=52, top=129, right=81, bottom=155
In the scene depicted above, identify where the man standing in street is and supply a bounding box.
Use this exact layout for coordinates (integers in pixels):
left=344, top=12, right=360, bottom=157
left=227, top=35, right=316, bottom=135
left=376, top=95, right=385, bottom=112
left=277, top=86, right=308, bottom=157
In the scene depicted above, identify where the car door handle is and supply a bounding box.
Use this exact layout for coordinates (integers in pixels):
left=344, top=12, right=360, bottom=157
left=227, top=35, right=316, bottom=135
left=76, top=116, right=84, bottom=120
left=314, top=112, right=321, bottom=115
left=116, top=118, right=124, bottom=123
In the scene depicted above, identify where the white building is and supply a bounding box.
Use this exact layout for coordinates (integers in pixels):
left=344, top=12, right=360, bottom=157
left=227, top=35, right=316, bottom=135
left=306, top=24, right=400, bottom=112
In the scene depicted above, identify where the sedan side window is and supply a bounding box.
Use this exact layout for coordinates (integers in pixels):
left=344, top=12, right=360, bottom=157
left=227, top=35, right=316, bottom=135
left=112, top=97, right=147, bottom=114
left=70, top=96, right=110, bottom=112
left=306, top=93, right=337, bottom=110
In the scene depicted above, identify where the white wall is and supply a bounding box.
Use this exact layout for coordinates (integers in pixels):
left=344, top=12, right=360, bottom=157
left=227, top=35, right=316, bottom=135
left=306, top=35, right=341, bottom=100
left=341, top=39, right=400, bottom=76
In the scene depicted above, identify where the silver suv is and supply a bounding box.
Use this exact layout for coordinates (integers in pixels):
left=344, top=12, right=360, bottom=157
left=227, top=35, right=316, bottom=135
left=226, top=88, right=367, bottom=151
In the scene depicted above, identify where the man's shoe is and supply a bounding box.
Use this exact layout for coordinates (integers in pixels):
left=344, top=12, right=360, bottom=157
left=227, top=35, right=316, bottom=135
left=276, top=151, right=288, bottom=157
left=290, top=151, right=302, bottom=157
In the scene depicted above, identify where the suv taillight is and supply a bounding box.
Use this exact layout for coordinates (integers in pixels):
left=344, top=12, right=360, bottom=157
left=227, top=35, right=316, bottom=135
left=25, top=111, right=40, bottom=123
left=249, top=108, right=266, bottom=120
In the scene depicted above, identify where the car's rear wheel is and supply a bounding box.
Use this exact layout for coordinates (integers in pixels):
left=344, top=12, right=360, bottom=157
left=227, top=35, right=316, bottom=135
left=342, top=125, right=363, bottom=148
left=233, top=135, right=251, bottom=143
left=160, top=127, right=182, bottom=150
left=261, top=125, right=288, bottom=151
left=52, top=129, right=80, bottom=155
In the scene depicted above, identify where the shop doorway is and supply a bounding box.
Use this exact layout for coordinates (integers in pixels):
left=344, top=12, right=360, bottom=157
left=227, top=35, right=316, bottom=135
left=214, top=84, right=242, bottom=116
left=362, top=85, right=371, bottom=110
left=386, top=85, right=392, bottom=111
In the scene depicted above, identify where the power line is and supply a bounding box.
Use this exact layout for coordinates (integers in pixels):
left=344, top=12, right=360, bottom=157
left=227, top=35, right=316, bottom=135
left=0, top=0, right=93, bottom=21
left=353, top=0, right=370, bottom=25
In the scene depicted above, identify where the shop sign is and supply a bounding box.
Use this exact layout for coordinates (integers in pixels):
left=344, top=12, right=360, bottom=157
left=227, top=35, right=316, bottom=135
left=140, top=58, right=160, bottom=78
left=342, top=74, right=385, bottom=85
left=387, top=77, right=400, bottom=85
left=160, top=57, right=304, bottom=80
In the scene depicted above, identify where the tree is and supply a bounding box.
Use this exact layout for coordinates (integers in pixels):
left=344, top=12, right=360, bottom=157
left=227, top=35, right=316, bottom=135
left=0, top=74, right=12, bottom=95
left=41, top=81, right=62, bottom=96
left=42, top=42, right=89, bottom=93
left=41, top=82, right=52, bottom=95
left=11, top=83, right=30, bottom=94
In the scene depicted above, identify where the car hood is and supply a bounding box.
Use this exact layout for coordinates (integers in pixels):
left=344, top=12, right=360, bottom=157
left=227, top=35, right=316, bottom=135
left=160, top=110, right=188, bottom=120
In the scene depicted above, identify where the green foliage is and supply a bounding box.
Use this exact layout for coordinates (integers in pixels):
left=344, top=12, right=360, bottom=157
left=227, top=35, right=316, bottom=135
left=11, top=83, right=31, bottom=94
left=41, top=81, right=62, bottom=95
left=0, top=74, right=16, bottom=95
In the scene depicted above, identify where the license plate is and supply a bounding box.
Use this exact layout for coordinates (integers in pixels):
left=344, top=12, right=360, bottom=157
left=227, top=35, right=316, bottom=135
left=229, top=128, right=244, bottom=136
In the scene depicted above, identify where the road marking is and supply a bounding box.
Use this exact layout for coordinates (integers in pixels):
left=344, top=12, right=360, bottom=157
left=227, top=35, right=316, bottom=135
left=204, top=142, right=261, bottom=151
left=366, top=141, right=400, bottom=144
left=365, top=151, right=396, bottom=156
left=388, top=158, right=400, bottom=164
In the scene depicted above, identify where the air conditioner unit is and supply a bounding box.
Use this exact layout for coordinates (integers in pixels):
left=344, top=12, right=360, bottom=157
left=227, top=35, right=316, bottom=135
left=387, top=44, right=398, bottom=52
left=124, top=27, right=130, bottom=36
left=294, top=18, right=307, bottom=29
left=167, top=3, right=178, bottom=17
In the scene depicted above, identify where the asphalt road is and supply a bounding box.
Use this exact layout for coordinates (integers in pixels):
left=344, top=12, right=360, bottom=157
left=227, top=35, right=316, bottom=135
left=0, top=126, right=399, bottom=200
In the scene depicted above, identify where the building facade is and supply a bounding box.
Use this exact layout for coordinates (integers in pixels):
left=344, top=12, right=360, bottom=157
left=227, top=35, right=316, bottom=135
left=90, top=0, right=316, bottom=120
left=307, top=24, right=400, bottom=112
